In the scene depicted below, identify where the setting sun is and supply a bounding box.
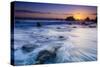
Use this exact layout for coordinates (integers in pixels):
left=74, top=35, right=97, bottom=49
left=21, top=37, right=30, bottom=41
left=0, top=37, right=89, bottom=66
left=74, top=13, right=86, bottom=20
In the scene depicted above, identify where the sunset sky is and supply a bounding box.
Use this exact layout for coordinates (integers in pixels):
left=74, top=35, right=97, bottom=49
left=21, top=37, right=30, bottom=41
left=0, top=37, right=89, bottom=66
left=14, top=1, right=97, bottom=20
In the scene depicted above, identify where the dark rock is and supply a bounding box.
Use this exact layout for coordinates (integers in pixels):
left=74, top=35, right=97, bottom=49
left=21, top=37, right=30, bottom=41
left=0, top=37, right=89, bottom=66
left=59, top=36, right=64, bottom=38
left=46, top=38, right=49, bottom=39
left=57, top=27, right=61, bottom=29
left=58, top=36, right=67, bottom=41
left=36, top=22, right=42, bottom=27
left=35, top=50, right=56, bottom=64
left=72, top=26, right=77, bottom=28
left=35, top=46, right=62, bottom=64
left=21, top=44, right=38, bottom=53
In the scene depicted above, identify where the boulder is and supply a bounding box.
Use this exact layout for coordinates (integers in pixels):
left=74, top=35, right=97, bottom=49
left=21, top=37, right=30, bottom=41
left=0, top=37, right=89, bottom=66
left=56, top=27, right=61, bottom=29
left=21, top=44, right=38, bottom=53
left=35, top=46, right=61, bottom=64
left=35, top=50, right=56, bottom=64
left=59, top=36, right=64, bottom=38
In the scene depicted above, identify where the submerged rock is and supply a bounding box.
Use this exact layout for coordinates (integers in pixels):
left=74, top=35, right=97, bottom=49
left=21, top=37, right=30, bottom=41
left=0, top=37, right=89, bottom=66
left=58, top=36, right=66, bottom=41
left=35, top=50, right=56, bottom=64
left=21, top=44, right=38, bottom=53
left=59, top=36, right=64, bottom=38
left=72, top=26, right=77, bottom=28
left=56, top=27, right=61, bottom=29
left=36, top=22, right=42, bottom=27
left=35, top=46, right=61, bottom=64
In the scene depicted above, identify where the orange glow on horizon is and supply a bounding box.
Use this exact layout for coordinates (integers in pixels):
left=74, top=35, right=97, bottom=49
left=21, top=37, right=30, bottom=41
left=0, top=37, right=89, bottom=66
left=73, top=10, right=91, bottom=20
left=74, top=13, right=87, bottom=20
